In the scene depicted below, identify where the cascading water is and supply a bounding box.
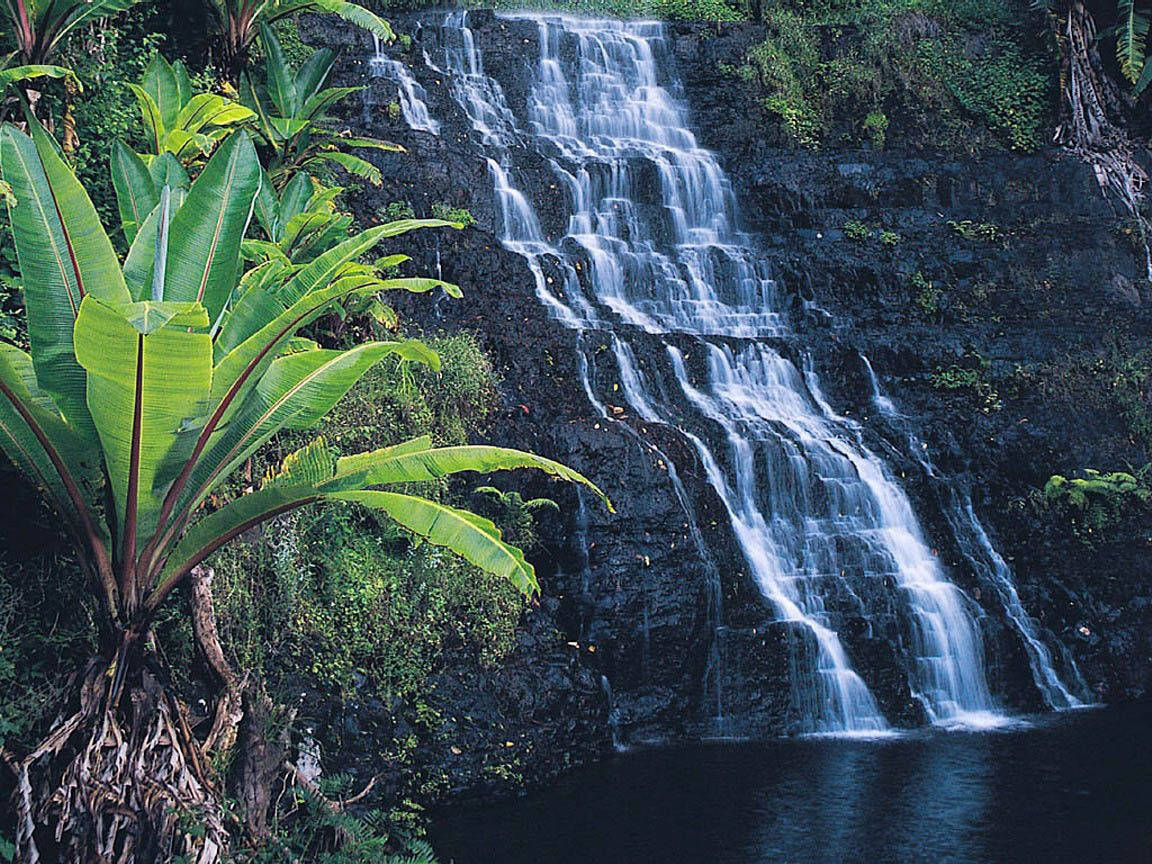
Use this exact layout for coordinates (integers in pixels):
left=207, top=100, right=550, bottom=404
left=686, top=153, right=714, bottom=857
left=369, top=35, right=440, bottom=134
left=381, top=12, right=1068, bottom=732
left=861, top=357, right=1090, bottom=710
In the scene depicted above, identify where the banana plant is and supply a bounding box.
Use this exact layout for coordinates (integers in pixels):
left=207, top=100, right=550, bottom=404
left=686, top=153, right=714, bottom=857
left=0, top=53, right=76, bottom=121
left=209, top=0, right=394, bottom=81
left=245, top=22, right=400, bottom=189
left=0, top=52, right=76, bottom=92
left=129, top=52, right=255, bottom=164
left=0, top=120, right=608, bottom=857
left=243, top=171, right=452, bottom=334
left=2, top=0, right=141, bottom=65
left=249, top=170, right=354, bottom=263
left=3, top=117, right=607, bottom=636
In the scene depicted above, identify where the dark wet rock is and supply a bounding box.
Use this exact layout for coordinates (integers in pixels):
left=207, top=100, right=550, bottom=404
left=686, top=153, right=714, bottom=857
left=302, top=10, right=1152, bottom=803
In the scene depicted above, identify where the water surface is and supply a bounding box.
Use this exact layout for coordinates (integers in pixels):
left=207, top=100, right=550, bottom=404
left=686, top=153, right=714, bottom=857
left=432, top=703, right=1152, bottom=864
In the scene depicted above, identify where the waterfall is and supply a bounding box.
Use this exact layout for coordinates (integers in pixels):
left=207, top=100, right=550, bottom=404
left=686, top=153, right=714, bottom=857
left=390, top=11, right=1058, bottom=733
left=862, top=356, right=1090, bottom=710
left=369, top=35, right=440, bottom=134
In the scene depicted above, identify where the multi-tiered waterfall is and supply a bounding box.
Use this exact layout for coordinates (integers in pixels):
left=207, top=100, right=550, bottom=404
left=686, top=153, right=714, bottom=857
left=376, top=12, right=1087, bottom=733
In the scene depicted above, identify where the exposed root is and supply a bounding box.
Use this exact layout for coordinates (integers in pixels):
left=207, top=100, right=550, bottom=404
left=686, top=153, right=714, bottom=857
left=285, top=762, right=378, bottom=813
left=1053, top=1, right=1152, bottom=278
left=13, top=658, right=229, bottom=863
left=191, top=566, right=246, bottom=756
left=9, top=567, right=249, bottom=862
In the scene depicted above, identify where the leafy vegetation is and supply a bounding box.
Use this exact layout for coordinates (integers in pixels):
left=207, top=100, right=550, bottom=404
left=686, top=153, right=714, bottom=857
left=206, top=0, right=393, bottom=80
left=910, top=271, right=943, bottom=321
left=948, top=219, right=1004, bottom=243
left=0, top=63, right=605, bottom=860
left=730, top=0, right=1053, bottom=151
left=931, top=357, right=1003, bottom=413
left=0, top=1, right=589, bottom=854
left=843, top=218, right=871, bottom=241
left=0, top=0, right=143, bottom=66
left=1044, top=467, right=1152, bottom=545
left=244, top=22, right=399, bottom=188
left=129, top=52, right=254, bottom=161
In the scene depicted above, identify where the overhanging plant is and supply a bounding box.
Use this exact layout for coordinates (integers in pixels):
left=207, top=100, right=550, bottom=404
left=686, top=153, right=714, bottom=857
left=0, top=119, right=608, bottom=861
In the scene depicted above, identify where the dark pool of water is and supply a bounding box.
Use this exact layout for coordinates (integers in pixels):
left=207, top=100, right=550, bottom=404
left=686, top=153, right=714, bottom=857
left=431, top=702, right=1152, bottom=864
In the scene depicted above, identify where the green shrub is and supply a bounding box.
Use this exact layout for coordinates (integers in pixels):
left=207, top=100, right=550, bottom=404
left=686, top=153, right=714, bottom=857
left=383, top=200, right=417, bottom=221
left=431, top=203, right=477, bottom=228
left=931, top=358, right=1002, bottom=412
left=744, top=8, right=823, bottom=147
left=1107, top=350, right=1152, bottom=454
left=863, top=109, right=889, bottom=148
left=948, top=219, right=1004, bottom=243
left=727, top=0, right=1052, bottom=152
left=1044, top=467, right=1152, bottom=546
left=911, top=271, right=943, bottom=320
left=913, top=32, right=1047, bottom=152
left=303, top=333, right=498, bottom=453
left=843, top=219, right=871, bottom=241
left=202, top=330, right=516, bottom=692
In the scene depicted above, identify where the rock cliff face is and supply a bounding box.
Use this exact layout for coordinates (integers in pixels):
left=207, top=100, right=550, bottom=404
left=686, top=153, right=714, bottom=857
left=671, top=27, right=1152, bottom=702
left=304, top=10, right=1152, bottom=801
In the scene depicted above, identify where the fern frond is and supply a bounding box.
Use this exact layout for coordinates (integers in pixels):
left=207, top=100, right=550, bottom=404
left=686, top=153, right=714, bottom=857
left=1118, top=0, right=1151, bottom=83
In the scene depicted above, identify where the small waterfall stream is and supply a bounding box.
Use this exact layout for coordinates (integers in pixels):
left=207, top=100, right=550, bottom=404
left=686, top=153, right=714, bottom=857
left=369, top=35, right=441, bottom=134
left=375, top=12, right=1082, bottom=732
left=861, top=358, right=1090, bottom=710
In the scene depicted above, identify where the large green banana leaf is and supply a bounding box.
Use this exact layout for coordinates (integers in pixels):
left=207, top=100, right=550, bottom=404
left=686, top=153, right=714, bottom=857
left=0, top=121, right=128, bottom=436
left=162, top=131, right=261, bottom=321
left=74, top=297, right=213, bottom=546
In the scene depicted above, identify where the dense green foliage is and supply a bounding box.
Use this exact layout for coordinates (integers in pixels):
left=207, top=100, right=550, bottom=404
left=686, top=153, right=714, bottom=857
left=472, top=0, right=741, bottom=21
left=730, top=0, right=1052, bottom=151
left=175, top=333, right=513, bottom=690
left=0, top=0, right=605, bottom=850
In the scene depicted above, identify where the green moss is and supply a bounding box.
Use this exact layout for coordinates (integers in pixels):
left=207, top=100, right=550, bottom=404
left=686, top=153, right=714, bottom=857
left=306, top=333, right=498, bottom=454
left=210, top=513, right=521, bottom=698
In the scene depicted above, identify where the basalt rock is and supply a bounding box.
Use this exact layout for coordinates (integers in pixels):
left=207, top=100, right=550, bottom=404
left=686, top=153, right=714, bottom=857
left=302, top=10, right=1152, bottom=804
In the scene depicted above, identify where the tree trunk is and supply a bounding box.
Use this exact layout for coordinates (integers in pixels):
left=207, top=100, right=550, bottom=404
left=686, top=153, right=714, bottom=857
left=1052, top=1, right=1151, bottom=276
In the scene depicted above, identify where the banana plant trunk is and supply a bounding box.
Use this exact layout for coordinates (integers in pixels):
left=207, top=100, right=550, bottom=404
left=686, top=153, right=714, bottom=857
left=11, top=575, right=236, bottom=863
